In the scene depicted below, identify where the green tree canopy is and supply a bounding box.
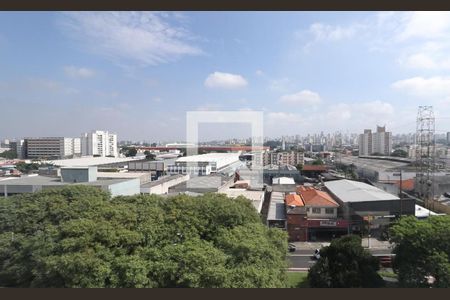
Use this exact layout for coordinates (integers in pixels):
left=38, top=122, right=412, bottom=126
left=307, top=235, right=384, bottom=288
left=389, top=215, right=450, bottom=287
left=312, top=159, right=324, bottom=165
left=0, top=186, right=288, bottom=288
left=391, top=149, right=408, bottom=158
left=0, top=150, right=17, bottom=159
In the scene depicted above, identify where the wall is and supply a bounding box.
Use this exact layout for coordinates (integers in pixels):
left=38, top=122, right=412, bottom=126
left=305, top=206, right=337, bottom=218
left=107, top=178, right=140, bottom=197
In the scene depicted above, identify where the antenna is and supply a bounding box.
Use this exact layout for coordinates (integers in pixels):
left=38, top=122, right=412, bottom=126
left=415, top=106, right=435, bottom=213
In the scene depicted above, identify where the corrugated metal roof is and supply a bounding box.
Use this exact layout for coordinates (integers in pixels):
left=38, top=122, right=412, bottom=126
left=324, top=179, right=399, bottom=202
left=267, top=192, right=286, bottom=221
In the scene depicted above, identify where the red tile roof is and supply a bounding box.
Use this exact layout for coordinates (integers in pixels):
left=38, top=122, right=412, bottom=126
left=394, top=179, right=415, bottom=191
left=302, top=165, right=328, bottom=171
left=297, top=186, right=339, bottom=207
left=285, top=194, right=304, bottom=207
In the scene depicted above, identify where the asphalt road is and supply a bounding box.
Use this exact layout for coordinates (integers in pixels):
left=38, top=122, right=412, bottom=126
left=288, top=249, right=393, bottom=269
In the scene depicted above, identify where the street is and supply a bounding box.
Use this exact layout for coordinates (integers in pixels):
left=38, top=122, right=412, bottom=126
left=287, top=248, right=394, bottom=269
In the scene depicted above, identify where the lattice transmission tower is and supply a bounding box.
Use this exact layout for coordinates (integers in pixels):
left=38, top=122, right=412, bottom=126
left=415, top=106, right=436, bottom=209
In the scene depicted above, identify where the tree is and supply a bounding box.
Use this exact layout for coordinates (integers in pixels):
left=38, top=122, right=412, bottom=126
left=296, top=164, right=303, bottom=171
left=15, top=162, right=40, bottom=174
left=0, top=150, right=17, bottom=159
left=312, top=159, right=324, bottom=165
left=0, top=187, right=288, bottom=288
left=144, top=151, right=155, bottom=161
left=389, top=215, right=450, bottom=288
left=391, top=149, right=408, bottom=158
left=307, top=235, right=384, bottom=287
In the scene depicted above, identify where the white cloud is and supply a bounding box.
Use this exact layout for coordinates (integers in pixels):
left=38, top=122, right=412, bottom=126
left=61, top=12, right=203, bottom=66
left=152, top=97, right=162, bottom=103
left=204, top=72, right=248, bottom=89
left=279, top=90, right=322, bottom=105
left=195, top=103, right=223, bottom=111
left=269, top=78, right=292, bottom=92
left=64, top=66, right=95, bottom=78
left=392, top=76, right=450, bottom=97
left=255, top=70, right=264, bottom=76
left=308, top=22, right=359, bottom=42
left=395, top=12, right=450, bottom=42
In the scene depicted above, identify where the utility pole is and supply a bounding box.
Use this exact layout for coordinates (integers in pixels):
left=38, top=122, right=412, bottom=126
left=393, top=170, right=403, bottom=216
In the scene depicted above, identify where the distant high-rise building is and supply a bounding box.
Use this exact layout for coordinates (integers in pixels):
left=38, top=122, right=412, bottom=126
left=447, top=132, right=450, bottom=144
left=81, top=130, right=118, bottom=157
left=23, top=137, right=79, bottom=159
left=358, top=126, right=392, bottom=156
left=9, top=140, right=25, bottom=159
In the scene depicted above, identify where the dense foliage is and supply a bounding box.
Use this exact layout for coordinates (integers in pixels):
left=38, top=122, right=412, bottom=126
left=0, top=150, right=17, bottom=159
left=389, top=215, right=450, bottom=287
left=307, top=235, right=384, bottom=288
left=0, top=186, right=288, bottom=288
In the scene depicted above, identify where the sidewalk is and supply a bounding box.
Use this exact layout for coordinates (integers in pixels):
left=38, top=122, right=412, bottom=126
left=291, top=238, right=392, bottom=250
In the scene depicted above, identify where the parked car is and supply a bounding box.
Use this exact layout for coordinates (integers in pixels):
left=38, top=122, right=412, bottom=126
left=288, top=243, right=296, bottom=252
left=312, top=249, right=321, bottom=260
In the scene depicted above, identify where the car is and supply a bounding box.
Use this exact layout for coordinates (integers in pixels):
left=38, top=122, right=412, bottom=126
left=288, top=243, right=296, bottom=252
left=312, top=249, right=321, bottom=260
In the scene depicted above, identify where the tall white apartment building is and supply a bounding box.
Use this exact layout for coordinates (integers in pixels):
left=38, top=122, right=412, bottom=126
left=358, top=126, right=392, bottom=156
left=81, top=130, right=118, bottom=158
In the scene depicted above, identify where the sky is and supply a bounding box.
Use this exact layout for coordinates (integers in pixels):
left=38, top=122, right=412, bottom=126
left=1, top=11, right=450, bottom=142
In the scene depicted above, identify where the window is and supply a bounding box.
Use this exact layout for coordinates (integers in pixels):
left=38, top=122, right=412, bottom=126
left=306, top=207, right=310, bottom=212
left=325, top=208, right=334, bottom=214
left=312, top=207, right=321, bottom=214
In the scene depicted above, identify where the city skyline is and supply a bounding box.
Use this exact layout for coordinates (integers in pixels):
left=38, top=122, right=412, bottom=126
left=1, top=12, right=450, bottom=140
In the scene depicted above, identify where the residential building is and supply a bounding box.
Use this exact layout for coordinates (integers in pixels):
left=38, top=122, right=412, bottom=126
left=9, top=140, right=25, bottom=159
left=285, top=194, right=308, bottom=241
left=358, top=129, right=372, bottom=156
left=81, top=130, right=118, bottom=158
left=24, top=137, right=80, bottom=159
left=447, top=132, right=450, bottom=145
left=358, top=126, right=392, bottom=156
left=262, top=151, right=304, bottom=166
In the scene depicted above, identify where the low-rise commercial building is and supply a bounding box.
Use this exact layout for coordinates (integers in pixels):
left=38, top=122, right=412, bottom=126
left=168, top=153, right=241, bottom=176
left=324, top=179, right=415, bottom=233
left=140, top=174, right=189, bottom=194
left=0, top=166, right=140, bottom=197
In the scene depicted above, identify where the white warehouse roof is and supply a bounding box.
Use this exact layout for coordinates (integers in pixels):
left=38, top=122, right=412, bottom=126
left=175, top=153, right=241, bottom=170
left=46, top=156, right=141, bottom=167
left=324, top=179, right=400, bottom=203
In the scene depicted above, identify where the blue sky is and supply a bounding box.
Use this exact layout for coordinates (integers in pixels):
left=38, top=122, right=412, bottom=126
left=1, top=12, right=450, bottom=141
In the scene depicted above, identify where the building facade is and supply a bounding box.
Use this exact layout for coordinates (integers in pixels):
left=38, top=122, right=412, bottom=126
left=359, top=126, right=392, bottom=156
left=23, top=137, right=81, bottom=159
left=262, top=151, right=304, bottom=166
left=81, top=130, right=118, bottom=158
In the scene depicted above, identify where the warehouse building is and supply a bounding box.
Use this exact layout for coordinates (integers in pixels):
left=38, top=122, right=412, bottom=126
left=0, top=166, right=140, bottom=197
left=324, top=179, right=415, bottom=233
left=167, top=153, right=241, bottom=176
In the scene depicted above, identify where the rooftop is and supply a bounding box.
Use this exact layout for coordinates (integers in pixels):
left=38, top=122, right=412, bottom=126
left=46, top=156, right=142, bottom=167
left=324, top=179, right=400, bottom=203
left=140, top=174, right=187, bottom=188
left=297, top=186, right=338, bottom=207
left=175, top=152, right=241, bottom=163
left=285, top=194, right=304, bottom=207
left=219, top=188, right=264, bottom=212
left=267, top=192, right=286, bottom=221
left=302, top=165, right=328, bottom=171
left=0, top=174, right=134, bottom=187
left=272, top=177, right=295, bottom=185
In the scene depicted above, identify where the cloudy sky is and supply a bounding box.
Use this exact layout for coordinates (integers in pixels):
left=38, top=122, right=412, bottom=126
left=1, top=12, right=450, bottom=141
